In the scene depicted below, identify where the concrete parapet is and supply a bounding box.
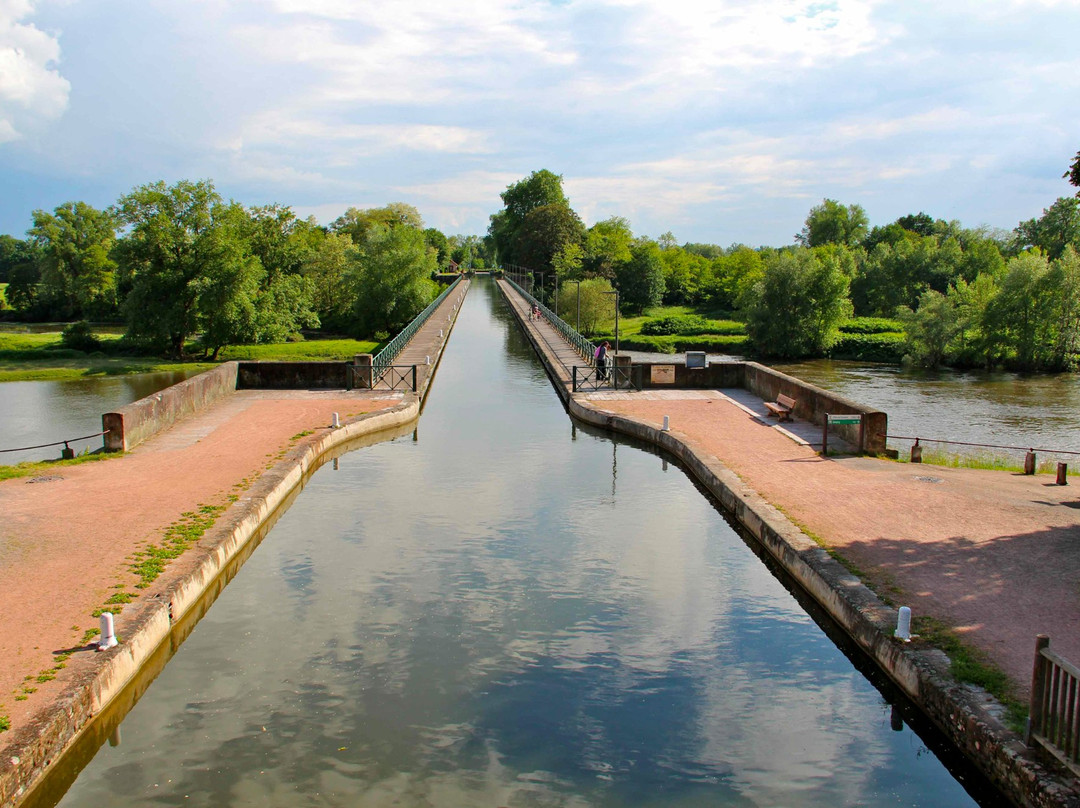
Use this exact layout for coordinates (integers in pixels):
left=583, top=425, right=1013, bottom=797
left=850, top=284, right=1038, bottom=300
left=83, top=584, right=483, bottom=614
left=103, top=362, right=239, bottom=452
left=236, top=361, right=352, bottom=390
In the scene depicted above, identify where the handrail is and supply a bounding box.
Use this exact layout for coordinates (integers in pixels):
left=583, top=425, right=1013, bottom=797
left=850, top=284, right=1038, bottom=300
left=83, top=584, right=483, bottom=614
left=0, top=430, right=110, bottom=455
left=503, top=275, right=597, bottom=364
left=879, top=433, right=1080, bottom=456
left=372, top=276, right=462, bottom=377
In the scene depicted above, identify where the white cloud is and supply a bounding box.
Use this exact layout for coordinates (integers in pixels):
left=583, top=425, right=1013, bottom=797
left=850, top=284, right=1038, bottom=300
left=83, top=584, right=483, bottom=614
left=0, top=0, right=70, bottom=142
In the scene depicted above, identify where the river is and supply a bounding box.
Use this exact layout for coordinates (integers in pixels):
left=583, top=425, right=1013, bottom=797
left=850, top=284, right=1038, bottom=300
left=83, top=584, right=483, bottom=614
left=34, top=279, right=997, bottom=807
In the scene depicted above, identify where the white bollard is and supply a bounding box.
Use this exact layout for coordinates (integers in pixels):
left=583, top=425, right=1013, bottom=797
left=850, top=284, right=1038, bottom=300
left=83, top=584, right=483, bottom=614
left=426, top=355, right=431, bottom=365
left=98, top=612, right=118, bottom=651
left=331, top=412, right=340, bottom=429
left=662, top=416, right=670, bottom=432
left=895, top=606, right=912, bottom=641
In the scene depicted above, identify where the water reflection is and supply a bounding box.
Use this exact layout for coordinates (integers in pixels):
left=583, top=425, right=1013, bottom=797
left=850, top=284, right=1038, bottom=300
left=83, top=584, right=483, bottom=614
left=0, top=371, right=199, bottom=463
left=51, top=281, right=987, bottom=807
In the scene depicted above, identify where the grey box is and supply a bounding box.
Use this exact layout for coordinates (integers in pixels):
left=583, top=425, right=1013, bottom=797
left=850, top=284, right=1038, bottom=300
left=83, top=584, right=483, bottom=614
left=686, top=351, right=707, bottom=369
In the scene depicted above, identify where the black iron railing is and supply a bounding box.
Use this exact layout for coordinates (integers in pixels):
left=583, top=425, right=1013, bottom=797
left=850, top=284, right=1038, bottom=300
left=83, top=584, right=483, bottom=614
left=572, top=365, right=642, bottom=393
left=372, top=276, right=462, bottom=378
left=503, top=275, right=596, bottom=363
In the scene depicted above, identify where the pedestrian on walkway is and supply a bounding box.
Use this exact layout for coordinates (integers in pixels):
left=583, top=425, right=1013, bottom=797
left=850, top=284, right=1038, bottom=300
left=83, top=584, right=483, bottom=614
left=595, top=340, right=610, bottom=380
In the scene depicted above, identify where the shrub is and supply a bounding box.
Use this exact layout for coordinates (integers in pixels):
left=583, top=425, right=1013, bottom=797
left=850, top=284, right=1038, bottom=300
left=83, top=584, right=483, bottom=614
left=840, top=317, right=904, bottom=334
left=828, top=332, right=905, bottom=362
left=618, top=334, right=749, bottom=354
left=61, top=321, right=102, bottom=352
left=640, top=315, right=708, bottom=335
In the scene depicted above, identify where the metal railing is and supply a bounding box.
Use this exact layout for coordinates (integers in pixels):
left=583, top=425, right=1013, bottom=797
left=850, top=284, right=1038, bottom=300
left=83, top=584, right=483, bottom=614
left=372, top=275, right=462, bottom=378
left=0, top=430, right=110, bottom=459
left=572, top=365, right=643, bottom=393
left=1029, top=635, right=1080, bottom=777
left=880, top=434, right=1080, bottom=457
left=503, top=275, right=597, bottom=363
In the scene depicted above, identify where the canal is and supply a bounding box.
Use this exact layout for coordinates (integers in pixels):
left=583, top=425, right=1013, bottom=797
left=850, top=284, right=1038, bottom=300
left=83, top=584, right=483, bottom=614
left=45, top=279, right=992, bottom=806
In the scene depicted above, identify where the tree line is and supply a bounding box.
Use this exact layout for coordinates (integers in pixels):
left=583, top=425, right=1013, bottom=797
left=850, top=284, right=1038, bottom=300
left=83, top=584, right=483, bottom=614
left=488, top=159, right=1080, bottom=370
left=0, top=180, right=489, bottom=357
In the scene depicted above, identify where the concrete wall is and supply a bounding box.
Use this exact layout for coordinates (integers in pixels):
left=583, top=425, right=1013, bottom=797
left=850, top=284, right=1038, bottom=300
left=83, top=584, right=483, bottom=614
left=236, top=361, right=352, bottom=390
left=637, top=361, right=746, bottom=389
left=103, top=363, right=239, bottom=452
left=743, top=362, right=887, bottom=453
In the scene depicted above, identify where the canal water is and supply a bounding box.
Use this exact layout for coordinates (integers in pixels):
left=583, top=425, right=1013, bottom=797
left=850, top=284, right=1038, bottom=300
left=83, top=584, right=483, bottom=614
left=48, top=279, right=991, bottom=807
left=0, top=372, right=199, bottom=464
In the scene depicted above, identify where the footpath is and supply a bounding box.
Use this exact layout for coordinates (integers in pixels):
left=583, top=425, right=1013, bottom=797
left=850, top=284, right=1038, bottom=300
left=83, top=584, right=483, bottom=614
left=0, top=279, right=469, bottom=807
left=497, top=277, right=1080, bottom=807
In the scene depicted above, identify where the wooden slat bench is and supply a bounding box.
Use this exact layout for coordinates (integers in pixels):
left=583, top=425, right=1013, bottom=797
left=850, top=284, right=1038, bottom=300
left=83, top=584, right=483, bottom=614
left=763, top=393, right=796, bottom=422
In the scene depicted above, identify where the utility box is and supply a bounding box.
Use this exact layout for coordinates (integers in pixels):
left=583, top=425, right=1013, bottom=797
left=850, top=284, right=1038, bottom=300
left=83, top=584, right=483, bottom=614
left=686, top=351, right=707, bottom=369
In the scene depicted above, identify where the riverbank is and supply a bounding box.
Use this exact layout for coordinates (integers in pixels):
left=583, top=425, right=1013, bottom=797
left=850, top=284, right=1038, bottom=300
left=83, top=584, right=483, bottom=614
left=0, top=332, right=380, bottom=383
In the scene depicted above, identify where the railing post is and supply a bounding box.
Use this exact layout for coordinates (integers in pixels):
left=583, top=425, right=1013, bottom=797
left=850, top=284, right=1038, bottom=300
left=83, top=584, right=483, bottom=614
left=353, top=354, right=373, bottom=389
left=412, top=365, right=417, bottom=392
left=1029, top=634, right=1051, bottom=745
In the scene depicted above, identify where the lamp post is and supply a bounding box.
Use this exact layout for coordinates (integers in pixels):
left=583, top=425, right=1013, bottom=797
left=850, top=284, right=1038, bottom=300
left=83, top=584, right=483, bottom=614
left=603, top=289, right=620, bottom=354
left=566, top=280, right=582, bottom=332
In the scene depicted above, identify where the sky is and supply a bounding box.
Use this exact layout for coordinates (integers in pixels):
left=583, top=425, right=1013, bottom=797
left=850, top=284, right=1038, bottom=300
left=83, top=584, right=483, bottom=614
left=1, top=0, right=1078, bottom=247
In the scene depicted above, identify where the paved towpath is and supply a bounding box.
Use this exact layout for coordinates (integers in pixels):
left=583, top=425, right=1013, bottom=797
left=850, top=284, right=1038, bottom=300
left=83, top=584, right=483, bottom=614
left=501, top=278, right=1080, bottom=698
left=0, top=278, right=468, bottom=741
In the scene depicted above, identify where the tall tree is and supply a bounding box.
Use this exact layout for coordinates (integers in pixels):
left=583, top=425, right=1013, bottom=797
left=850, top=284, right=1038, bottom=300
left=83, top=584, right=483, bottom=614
left=511, top=203, right=585, bottom=280
left=1014, top=197, right=1080, bottom=260
left=583, top=216, right=634, bottom=279
left=614, top=240, right=665, bottom=313
left=28, top=201, right=119, bottom=319
left=346, top=223, right=437, bottom=337
left=488, top=170, right=570, bottom=264
left=117, top=179, right=259, bottom=357
left=1066, top=149, right=1080, bottom=196
left=332, top=203, right=424, bottom=244
left=796, top=199, right=868, bottom=248
left=742, top=248, right=853, bottom=358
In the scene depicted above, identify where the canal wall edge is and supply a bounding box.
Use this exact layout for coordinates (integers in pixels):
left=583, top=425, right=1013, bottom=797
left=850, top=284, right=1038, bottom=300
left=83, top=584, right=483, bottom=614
left=1, top=400, right=421, bottom=808
left=567, top=394, right=1080, bottom=808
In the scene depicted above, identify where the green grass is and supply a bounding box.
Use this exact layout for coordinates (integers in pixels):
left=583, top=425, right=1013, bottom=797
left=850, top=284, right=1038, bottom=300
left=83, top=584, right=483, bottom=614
left=129, top=503, right=226, bottom=590
left=913, top=616, right=1028, bottom=731
left=0, top=329, right=380, bottom=382
left=0, top=451, right=117, bottom=480
left=899, top=447, right=1077, bottom=475
left=0, top=715, right=9, bottom=733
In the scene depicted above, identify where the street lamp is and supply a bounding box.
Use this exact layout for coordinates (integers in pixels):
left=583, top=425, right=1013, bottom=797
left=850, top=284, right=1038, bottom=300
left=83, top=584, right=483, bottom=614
left=603, top=289, right=620, bottom=355
left=566, top=280, right=582, bottom=333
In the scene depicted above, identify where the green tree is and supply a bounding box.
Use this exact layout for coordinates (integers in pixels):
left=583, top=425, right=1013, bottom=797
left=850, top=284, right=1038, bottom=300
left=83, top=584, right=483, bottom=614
left=346, top=223, right=437, bottom=336
left=332, top=203, right=424, bottom=244
left=302, top=231, right=355, bottom=328
left=705, top=246, right=764, bottom=310
left=981, top=252, right=1055, bottom=369
left=117, top=180, right=259, bottom=357
left=28, top=201, right=119, bottom=319
left=1014, top=197, right=1080, bottom=260
left=614, top=240, right=665, bottom=313
left=660, top=246, right=709, bottom=305
left=1066, top=149, right=1080, bottom=196
left=898, top=290, right=960, bottom=368
left=0, top=237, right=43, bottom=314
left=488, top=170, right=570, bottom=264
left=742, top=248, right=853, bottom=358
left=423, top=228, right=449, bottom=267
left=583, top=216, right=634, bottom=279
left=555, top=277, right=614, bottom=336
left=511, top=203, right=586, bottom=280
left=796, top=199, right=868, bottom=248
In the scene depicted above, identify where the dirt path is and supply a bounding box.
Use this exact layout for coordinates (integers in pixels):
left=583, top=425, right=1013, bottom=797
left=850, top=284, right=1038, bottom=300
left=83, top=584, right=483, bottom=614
left=591, top=393, right=1080, bottom=697
left=0, top=391, right=398, bottom=733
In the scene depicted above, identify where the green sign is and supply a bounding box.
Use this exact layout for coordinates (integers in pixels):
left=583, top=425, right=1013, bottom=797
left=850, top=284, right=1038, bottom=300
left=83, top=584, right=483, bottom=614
left=828, top=414, right=861, bottom=425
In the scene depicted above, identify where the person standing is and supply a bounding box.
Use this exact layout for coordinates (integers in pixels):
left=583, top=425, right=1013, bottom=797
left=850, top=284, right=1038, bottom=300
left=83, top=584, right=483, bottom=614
left=595, top=340, right=610, bottom=380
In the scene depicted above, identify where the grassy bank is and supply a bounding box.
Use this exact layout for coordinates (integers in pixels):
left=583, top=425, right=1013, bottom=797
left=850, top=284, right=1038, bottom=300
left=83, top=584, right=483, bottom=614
left=0, top=331, right=380, bottom=382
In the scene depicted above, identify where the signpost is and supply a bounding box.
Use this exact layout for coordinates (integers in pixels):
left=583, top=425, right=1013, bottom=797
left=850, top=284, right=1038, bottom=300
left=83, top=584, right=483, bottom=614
left=823, top=413, right=863, bottom=456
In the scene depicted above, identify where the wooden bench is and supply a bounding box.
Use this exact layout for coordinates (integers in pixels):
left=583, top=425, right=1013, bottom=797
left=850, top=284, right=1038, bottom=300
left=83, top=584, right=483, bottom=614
left=763, top=393, right=796, bottom=422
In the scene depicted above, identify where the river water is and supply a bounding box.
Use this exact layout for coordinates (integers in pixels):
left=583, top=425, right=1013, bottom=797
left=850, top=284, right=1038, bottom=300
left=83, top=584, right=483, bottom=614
left=0, top=372, right=199, bottom=464
left=41, top=279, right=994, bottom=806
